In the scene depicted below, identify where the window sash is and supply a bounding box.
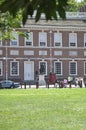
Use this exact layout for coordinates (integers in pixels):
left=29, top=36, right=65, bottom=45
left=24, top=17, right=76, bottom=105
left=39, top=32, right=47, bottom=46
left=84, top=33, right=86, bottom=47
left=69, top=62, right=77, bottom=75
left=54, top=33, right=62, bottom=47
left=11, top=41, right=17, bottom=46
left=55, top=42, right=61, bottom=46
left=39, top=62, right=47, bottom=75
left=10, top=32, right=18, bottom=46
left=10, top=61, right=19, bottom=76
left=84, top=62, right=86, bottom=75
left=69, top=33, right=77, bottom=47
left=0, top=33, right=2, bottom=46
left=25, top=32, right=33, bottom=46
left=54, top=62, right=62, bottom=75
left=0, top=61, right=2, bottom=75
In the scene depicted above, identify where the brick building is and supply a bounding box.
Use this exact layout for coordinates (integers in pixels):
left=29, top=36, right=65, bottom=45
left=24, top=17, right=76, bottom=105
left=0, top=12, right=86, bottom=82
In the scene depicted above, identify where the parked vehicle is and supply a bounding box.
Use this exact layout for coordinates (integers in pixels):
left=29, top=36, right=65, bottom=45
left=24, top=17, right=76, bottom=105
left=0, top=80, right=20, bottom=89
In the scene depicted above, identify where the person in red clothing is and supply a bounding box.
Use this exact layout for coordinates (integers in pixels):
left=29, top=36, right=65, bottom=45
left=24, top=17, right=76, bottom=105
left=49, top=72, right=57, bottom=84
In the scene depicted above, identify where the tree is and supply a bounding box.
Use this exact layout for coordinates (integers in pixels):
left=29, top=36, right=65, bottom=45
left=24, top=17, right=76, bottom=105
left=0, top=11, right=22, bottom=40
left=0, top=0, right=68, bottom=25
left=0, top=11, right=29, bottom=41
left=66, top=0, right=80, bottom=11
left=0, top=0, right=85, bottom=27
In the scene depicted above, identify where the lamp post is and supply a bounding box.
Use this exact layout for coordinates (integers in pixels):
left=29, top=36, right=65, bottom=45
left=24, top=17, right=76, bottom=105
left=3, top=40, right=8, bottom=81
left=49, top=31, right=52, bottom=72
left=5, top=41, right=8, bottom=81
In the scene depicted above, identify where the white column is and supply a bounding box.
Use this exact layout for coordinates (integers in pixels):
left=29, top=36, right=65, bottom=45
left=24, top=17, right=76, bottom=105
left=49, top=31, right=52, bottom=72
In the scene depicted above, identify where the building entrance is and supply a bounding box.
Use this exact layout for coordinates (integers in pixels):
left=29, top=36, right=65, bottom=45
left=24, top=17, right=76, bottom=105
left=24, top=61, right=34, bottom=80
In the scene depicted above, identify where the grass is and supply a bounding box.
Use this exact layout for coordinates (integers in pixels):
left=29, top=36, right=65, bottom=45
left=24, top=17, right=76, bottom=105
left=0, top=88, right=86, bottom=130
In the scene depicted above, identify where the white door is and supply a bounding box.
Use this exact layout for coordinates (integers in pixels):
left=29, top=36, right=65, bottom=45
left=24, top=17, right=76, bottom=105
left=24, top=61, right=34, bottom=80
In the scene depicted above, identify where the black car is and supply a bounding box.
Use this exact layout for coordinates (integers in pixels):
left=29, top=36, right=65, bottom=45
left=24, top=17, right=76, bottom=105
left=0, top=80, right=20, bottom=89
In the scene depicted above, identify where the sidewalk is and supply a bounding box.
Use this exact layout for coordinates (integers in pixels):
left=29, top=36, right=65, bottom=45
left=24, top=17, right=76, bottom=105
left=18, top=84, right=82, bottom=89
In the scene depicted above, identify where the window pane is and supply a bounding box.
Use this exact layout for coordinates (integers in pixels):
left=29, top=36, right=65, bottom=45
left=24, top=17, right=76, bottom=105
left=84, top=33, right=86, bottom=47
left=55, top=42, right=61, bottom=46
left=10, top=32, right=18, bottom=46
left=11, top=62, right=18, bottom=75
left=84, top=62, right=86, bottom=75
left=0, top=62, right=2, bottom=75
left=70, top=62, right=76, bottom=75
left=70, top=43, right=76, bottom=46
left=11, top=41, right=17, bottom=46
left=55, top=62, right=62, bottom=75
left=69, top=33, right=77, bottom=47
left=39, top=32, right=47, bottom=46
left=40, top=42, right=46, bottom=46
left=25, top=32, right=33, bottom=46
left=40, top=62, right=46, bottom=74
left=54, top=33, right=62, bottom=47
left=0, top=33, right=2, bottom=46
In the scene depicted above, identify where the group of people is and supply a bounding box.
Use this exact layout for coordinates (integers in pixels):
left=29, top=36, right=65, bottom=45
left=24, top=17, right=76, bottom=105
left=45, top=73, right=85, bottom=88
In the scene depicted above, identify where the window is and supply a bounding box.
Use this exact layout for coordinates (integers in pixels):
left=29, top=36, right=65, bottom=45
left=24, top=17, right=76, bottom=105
left=69, top=33, right=77, bottom=47
left=24, top=50, right=34, bottom=55
left=10, top=32, right=19, bottom=46
left=84, top=51, right=86, bottom=56
left=0, top=33, right=2, bottom=46
left=0, top=50, right=2, bottom=55
left=69, top=51, right=77, bottom=56
left=39, top=51, right=47, bottom=55
left=54, top=51, right=62, bottom=56
left=10, top=61, right=19, bottom=76
left=84, top=62, right=86, bottom=75
left=54, top=61, right=62, bottom=75
left=39, top=32, right=47, bottom=46
left=25, top=32, right=33, bottom=46
left=10, top=50, right=19, bottom=55
left=0, top=61, right=2, bottom=76
left=84, top=33, right=86, bottom=47
left=39, top=61, right=47, bottom=75
left=69, top=61, right=77, bottom=75
left=54, top=33, right=62, bottom=47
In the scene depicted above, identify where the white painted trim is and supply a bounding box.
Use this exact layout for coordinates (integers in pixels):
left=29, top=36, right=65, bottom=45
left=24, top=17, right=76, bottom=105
left=10, top=61, right=19, bottom=76
left=39, top=61, right=47, bottom=75
left=39, top=32, right=47, bottom=47
left=54, top=61, right=63, bottom=75
left=69, top=33, right=77, bottom=47
left=54, top=32, right=62, bottom=47
left=69, top=61, right=77, bottom=75
left=84, top=61, right=86, bottom=75
left=24, top=32, right=33, bottom=46
left=0, top=61, right=3, bottom=76
left=10, top=32, right=19, bottom=46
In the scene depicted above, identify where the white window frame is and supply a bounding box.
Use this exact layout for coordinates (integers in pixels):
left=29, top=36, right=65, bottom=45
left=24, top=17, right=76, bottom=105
left=54, top=51, right=62, bottom=56
left=69, top=61, right=77, bottom=75
left=0, top=61, right=2, bottom=76
left=54, top=61, right=62, bottom=75
left=84, top=33, right=86, bottom=47
left=69, top=51, right=77, bottom=56
left=84, top=62, right=86, bottom=75
left=39, top=51, right=47, bottom=56
left=24, top=50, right=34, bottom=55
left=39, top=32, right=47, bottom=47
left=10, top=61, right=19, bottom=76
left=10, top=50, right=19, bottom=55
left=0, top=32, right=2, bottom=46
left=10, top=32, right=19, bottom=46
left=69, top=33, right=77, bottom=47
left=39, top=61, right=47, bottom=75
left=54, top=33, right=62, bottom=47
left=25, top=32, right=33, bottom=46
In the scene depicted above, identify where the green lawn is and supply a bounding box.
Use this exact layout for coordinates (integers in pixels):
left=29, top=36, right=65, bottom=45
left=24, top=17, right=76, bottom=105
left=0, top=88, right=86, bottom=130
